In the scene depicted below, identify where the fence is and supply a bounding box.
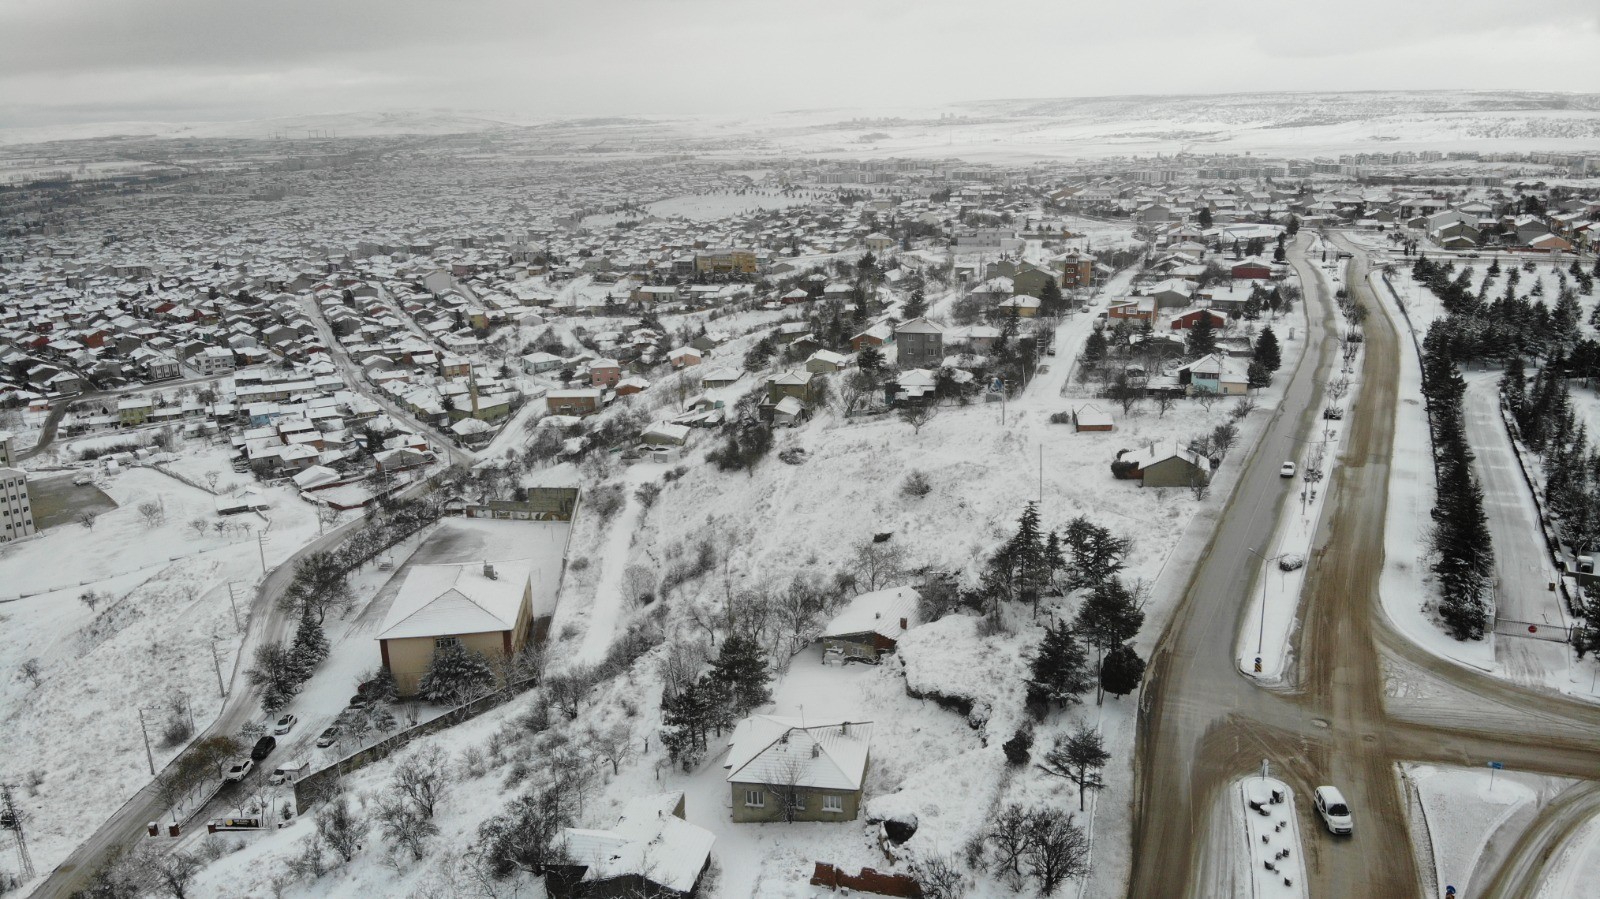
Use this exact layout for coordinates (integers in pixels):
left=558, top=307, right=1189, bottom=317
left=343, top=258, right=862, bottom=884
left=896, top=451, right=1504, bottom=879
left=293, top=678, right=537, bottom=810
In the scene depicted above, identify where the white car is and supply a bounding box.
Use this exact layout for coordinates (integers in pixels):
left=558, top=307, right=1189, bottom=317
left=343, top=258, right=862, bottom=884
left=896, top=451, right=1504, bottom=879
left=1280, top=461, right=1297, bottom=479
left=223, top=759, right=253, bottom=783
left=273, top=713, right=298, bottom=736
left=1313, top=785, right=1353, bottom=835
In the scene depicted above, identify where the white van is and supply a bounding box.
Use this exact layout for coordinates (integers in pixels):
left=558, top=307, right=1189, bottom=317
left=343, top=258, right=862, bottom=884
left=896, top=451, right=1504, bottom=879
left=1313, top=785, right=1353, bottom=835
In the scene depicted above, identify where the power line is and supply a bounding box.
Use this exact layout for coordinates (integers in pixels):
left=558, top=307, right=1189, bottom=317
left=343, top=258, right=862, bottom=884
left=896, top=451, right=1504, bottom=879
left=1, top=784, right=34, bottom=882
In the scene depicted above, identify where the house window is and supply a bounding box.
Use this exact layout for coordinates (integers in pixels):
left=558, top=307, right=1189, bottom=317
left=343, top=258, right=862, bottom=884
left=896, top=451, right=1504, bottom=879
left=744, top=789, right=764, bottom=808
left=789, top=792, right=807, bottom=810
left=822, top=794, right=843, bottom=813
left=434, top=636, right=459, bottom=650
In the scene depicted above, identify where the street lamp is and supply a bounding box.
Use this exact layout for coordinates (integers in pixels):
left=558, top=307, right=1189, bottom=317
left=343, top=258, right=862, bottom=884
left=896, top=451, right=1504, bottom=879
left=1247, top=545, right=1292, bottom=674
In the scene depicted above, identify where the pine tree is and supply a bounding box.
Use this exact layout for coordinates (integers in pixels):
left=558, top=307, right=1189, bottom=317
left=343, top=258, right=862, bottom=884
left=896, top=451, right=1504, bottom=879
left=1026, top=622, right=1092, bottom=718
left=417, top=642, right=496, bottom=705
left=1197, top=207, right=1212, bottom=228
left=858, top=344, right=884, bottom=373
left=1254, top=326, right=1281, bottom=372
left=709, top=633, right=770, bottom=716
left=1074, top=578, right=1145, bottom=648
left=661, top=679, right=711, bottom=768
left=903, top=289, right=927, bottom=320
left=1099, top=644, right=1147, bottom=698
left=1082, top=330, right=1108, bottom=368
left=290, top=607, right=329, bottom=680
left=1061, top=516, right=1131, bottom=590
left=1247, top=360, right=1272, bottom=390
left=1185, top=311, right=1217, bottom=357
left=1038, top=279, right=1065, bottom=318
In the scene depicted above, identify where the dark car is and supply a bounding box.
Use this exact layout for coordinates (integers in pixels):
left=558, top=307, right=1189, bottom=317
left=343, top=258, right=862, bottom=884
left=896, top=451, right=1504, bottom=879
left=251, top=735, right=277, bottom=761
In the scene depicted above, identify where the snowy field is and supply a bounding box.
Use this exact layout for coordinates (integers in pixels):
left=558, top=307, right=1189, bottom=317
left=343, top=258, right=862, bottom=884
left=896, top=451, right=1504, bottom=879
left=0, top=460, right=325, bottom=877
left=1405, top=764, right=1538, bottom=898
left=645, top=191, right=807, bottom=222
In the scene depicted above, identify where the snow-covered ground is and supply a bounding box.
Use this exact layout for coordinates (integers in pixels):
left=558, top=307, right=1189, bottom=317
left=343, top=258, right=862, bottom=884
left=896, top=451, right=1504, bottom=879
left=0, top=458, right=325, bottom=877
left=1537, top=807, right=1600, bottom=898
left=1405, top=763, right=1537, bottom=898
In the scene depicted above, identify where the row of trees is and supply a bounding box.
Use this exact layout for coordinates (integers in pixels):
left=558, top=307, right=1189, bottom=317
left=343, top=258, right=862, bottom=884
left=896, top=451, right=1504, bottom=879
left=1420, top=323, right=1495, bottom=640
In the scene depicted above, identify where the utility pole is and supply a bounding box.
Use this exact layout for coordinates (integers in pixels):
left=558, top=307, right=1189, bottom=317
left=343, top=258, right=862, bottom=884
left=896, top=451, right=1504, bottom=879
left=226, top=582, right=241, bottom=632
left=137, top=708, right=156, bottom=775
left=1, top=783, right=34, bottom=881
left=257, top=533, right=268, bottom=574
left=209, top=640, right=227, bottom=697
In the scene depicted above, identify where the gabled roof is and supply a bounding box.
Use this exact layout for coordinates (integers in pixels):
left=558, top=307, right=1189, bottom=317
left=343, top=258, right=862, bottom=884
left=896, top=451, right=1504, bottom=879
left=822, top=586, right=920, bottom=640
left=377, top=560, right=532, bottom=641
left=561, top=792, right=714, bottom=894
left=895, top=316, right=944, bottom=335
left=725, top=715, right=874, bottom=791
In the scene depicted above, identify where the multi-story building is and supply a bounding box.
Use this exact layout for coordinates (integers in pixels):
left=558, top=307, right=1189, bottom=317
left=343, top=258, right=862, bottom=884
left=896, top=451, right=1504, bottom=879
left=0, top=467, right=36, bottom=542
left=0, top=431, right=12, bottom=467
left=693, top=248, right=757, bottom=275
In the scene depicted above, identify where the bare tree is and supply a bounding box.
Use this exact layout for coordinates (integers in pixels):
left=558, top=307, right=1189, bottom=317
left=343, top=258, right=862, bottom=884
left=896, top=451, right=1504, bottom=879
left=153, top=849, right=203, bottom=899
left=317, top=795, right=364, bottom=864
left=203, top=470, right=220, bottom=491
left=1327, top=376, right=1351, bottom=403
left=378, top=795, right=438, bottom=862
left=393, top=744, right=450, bottom=819
left=916, top=853, right=970, bottom=899
left=1230, top=396, right=1257, bottom=420
left=1194, top=389, right=1218, bottom=413
left=19, top=658, right=42, bottom=687
left=587, top=722, right=632, bottom=775
left=852, top=537, right=907, bottom=592
left=658, top=639, right=708, bottom=699
left=79, top=589, right=103, bottom=611
left=1023, top=807, right=1089, bottom=894
left=137, top=501, right=167, bottom=527
left=985, top=803, right=1035, bottom=887
left=78, top=510, right=98, bottom=531
left=188, top=517, right=209, bottom=538
left=899, top=401, right=941, bottom=435
left=1153, top=392, right=1176, bottom=418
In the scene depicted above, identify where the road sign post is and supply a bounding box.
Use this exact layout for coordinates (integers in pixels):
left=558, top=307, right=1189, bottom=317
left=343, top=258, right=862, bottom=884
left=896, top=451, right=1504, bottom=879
left=1487, top=760, right=1503, bottom=790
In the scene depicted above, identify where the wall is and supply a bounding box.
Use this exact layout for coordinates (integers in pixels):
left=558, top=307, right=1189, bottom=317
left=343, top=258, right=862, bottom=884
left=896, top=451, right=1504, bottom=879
left=386, top=629, right=513, bottom=697
left=809, top=863, right=923, bottom=898
left=729, top=783, right=861, bottom=824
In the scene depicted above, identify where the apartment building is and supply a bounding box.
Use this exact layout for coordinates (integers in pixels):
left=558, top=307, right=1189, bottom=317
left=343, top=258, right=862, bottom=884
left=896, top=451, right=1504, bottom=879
left=0, top=467, right=36, bottom=542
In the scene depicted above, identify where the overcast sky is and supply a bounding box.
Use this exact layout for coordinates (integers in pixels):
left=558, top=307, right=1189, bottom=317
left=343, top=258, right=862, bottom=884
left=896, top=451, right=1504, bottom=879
left=3, top=0, right=1598, bottom=127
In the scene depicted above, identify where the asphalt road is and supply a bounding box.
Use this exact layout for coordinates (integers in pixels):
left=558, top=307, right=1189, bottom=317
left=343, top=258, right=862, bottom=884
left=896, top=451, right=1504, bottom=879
left=1131, top=233, right=1600, bottom=898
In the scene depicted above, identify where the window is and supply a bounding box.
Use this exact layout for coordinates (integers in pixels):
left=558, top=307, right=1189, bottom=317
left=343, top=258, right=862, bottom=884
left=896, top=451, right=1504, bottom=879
left=744, top=790, right=764, bottom=808
left=822, top=794, right=843, bottom=813
left=789, top=792, right=806, bottom=811
left=434, top=636, right=459, bottom=650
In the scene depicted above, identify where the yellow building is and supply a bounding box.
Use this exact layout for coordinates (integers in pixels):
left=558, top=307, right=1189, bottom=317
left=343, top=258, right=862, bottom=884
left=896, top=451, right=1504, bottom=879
left=694, top=248, right=757, bottom=275
left=376, top=559, right=544, bottom=697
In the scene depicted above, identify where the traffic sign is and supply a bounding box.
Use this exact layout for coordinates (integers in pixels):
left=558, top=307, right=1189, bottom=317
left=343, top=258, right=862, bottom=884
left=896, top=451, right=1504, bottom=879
left=1487, top=761, right=1504, bottom=770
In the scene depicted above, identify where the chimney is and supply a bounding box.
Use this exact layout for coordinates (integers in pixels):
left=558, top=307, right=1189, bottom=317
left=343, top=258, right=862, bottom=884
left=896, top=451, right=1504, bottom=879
left=482, top=561, right=497, bottom=580
left=811, top=743, right=821, bottom=758
left=899, top=617, right=908, bottom=630
left=840, top=721, right=850, bottom=735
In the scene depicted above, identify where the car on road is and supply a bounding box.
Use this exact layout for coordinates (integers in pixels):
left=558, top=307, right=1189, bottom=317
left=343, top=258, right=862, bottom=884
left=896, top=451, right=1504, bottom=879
left=316, top=727, right=340, bottom=748
left=1313, top=785, right=1353, bottom=835
left=223, top=759, right=253, bottom=783
left=250, top=735, right=277, bottom=761
left=1280, top=461, right=1297, bottom=478
left=273, top=714, right=298, bottom=736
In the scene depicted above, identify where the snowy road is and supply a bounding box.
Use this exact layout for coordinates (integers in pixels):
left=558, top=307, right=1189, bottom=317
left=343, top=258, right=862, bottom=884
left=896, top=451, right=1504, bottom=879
left=1462, top=374, right=1570, bottom=684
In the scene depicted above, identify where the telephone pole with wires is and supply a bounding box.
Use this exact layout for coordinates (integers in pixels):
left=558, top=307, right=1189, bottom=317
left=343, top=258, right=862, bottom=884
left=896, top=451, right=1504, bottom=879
left=1, top=783, right=34, bottom=882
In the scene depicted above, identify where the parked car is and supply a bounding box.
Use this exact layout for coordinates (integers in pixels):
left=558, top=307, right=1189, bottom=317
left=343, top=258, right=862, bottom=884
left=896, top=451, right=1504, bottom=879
left=224, top=759, right=253, bottom=783
left=1313, top=785, right=1353, bottom=835
left=273, top=714, right=298, bottom=736
left=1280, top=461, right=1297, bottom=478
left=251, top=735, right=277, bottom=761
left=315, top=727, right=340, bottom=748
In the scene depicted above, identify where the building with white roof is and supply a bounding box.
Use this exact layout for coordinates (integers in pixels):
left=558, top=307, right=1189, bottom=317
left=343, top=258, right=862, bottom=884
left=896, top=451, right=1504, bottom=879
left=377, top=559, right=541, bottom=696
left=552, top=791, right=715, bottom=898
left=724, top=715, right=874, bottom=823
left=820, top=585, right=920, bottom=661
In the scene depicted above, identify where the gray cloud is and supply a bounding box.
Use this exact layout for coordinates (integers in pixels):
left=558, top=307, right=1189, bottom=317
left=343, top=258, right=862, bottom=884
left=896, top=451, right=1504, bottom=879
left=2, top=0, right=1596, bottom=128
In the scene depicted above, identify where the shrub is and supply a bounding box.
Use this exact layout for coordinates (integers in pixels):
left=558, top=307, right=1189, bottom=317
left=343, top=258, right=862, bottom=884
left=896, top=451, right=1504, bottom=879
left=902, top=470, right=932, bottom=497
left=1002, top=728, right=1034, bottom=766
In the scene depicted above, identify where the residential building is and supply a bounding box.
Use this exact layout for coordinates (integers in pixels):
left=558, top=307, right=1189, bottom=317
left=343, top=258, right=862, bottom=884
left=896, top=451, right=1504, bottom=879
left=376, top=559, right=547, bottom=697
left=549, top=792, right=715, bottom=899
left=725, top=715, right=873, bottom=823
left=0, top=467, right=36, bottom=542
left=819, top=586, right=920, bottom=661
left=895, top=318, right=945, bottom=368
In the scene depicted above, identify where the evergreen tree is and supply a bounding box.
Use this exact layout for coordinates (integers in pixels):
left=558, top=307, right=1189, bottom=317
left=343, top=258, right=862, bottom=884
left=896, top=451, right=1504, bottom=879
left=709, top=633, right=770, bottom=716
left=1061, top=515, right=1132, bottom=590
left=743, top=336, right=777, bottom=372
left=248, top=643, right=303, bottom=713
left=661, top=679, right=711, bottom=768
left=1254, top=326, right=1281, bottom=372
left=1074, top=578, right=1145, bottom=648
left=1247, top=360, right=1272, bottom=390
left=1197, top=207, right=1212, bottom=228
left=1099, top=644, right=1146, bottom=698
left=417, top=642, right=496, bottom=705
left=290, top=607, right=329, bottom=680
left=1185, top=312, right=1217, bottom=357
left=1286, top=215, right=1300, bottom=236
left=858, top=343, right=885, bottom=373
left=903, top=289, right=927, bottom=319
left=1082, top=329, right=1108, bottom=368
left=1044, top=722, right=1109, bottom=811
left=1026, top=622, right=1092, bottom=718
left=1038, top=279, right=1065, bottom=318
